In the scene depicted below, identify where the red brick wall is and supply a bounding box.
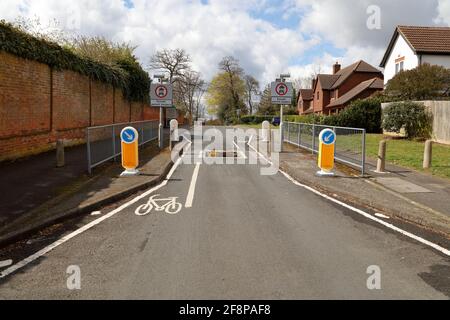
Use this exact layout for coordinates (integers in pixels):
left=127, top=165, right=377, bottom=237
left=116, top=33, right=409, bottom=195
left=52, top=69, right=90, bottom=131
left=0, top=51, right=161, bottom=162
left=114, top=89, right=130, bottom=123
left=313, top=81, right=330, bottom=114
left=131, top=102, right=144, bottom=122
left=91, top=80, right=114, bottom=126
left=143, top=106, right=160, bottom=121
left=0, top=51, right=51, bottom=138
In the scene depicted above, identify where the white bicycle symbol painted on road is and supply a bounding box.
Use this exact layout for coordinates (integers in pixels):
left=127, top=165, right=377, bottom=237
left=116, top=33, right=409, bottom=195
left=135, top=194, right=183, bottom=216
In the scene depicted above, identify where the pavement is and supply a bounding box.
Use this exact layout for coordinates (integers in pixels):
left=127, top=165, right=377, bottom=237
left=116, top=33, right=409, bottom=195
left=366, top=158, right=450, bottom=218
left=278, top=140, right=450, bottom=239
left=0, top=135, right=180, bottom=247
left=0, top=126, right=449, bottom=299
left=0, top=144, right=88, bottom=228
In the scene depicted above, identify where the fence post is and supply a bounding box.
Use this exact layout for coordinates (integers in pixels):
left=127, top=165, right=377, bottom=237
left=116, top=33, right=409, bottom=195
left=287, top=122, right=290, bottom=143
left=297, top=123, right=301, bottom=147
left=361, top=129, right=366, bottom=176
left=86, top=129, right=92, bottom=175
left=312, top=124, right=316, bottom=154
left=423, top=140, right=433, bottom=169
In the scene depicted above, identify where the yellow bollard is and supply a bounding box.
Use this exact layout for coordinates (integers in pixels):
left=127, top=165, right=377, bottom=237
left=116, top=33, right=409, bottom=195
left=317, top=129, right=336, bottom=176
left=120, top=127, right=139, bottom=176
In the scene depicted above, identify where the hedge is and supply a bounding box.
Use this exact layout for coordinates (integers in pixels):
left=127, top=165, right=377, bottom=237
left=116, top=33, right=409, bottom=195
left=282, top=97, right=383, bottom=133
left=0, top=20, right=150, bottom=102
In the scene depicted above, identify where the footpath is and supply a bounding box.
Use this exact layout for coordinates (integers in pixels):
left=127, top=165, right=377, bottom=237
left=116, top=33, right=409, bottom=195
left=0, top=138, right=186, bottom=247
left=250, top=134, right=450, bottom=239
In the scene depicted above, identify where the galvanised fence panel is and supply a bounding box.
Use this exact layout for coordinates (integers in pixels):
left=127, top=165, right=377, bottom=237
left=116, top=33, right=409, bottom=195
left=86, top=120, right=159, bottom=174
left=284, top=122, right=366, bottom=176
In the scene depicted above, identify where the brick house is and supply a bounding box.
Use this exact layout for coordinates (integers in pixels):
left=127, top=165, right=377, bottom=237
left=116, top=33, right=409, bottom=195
left=298, top=60, right=384, bottom=115
left=296, top=88, right=314, bottom=114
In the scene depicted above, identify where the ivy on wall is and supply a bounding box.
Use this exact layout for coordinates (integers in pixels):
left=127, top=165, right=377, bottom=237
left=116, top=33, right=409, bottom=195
left=0, top=20, right=150, bottom=103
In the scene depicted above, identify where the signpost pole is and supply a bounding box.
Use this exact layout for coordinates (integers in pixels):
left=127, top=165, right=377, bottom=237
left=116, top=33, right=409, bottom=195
left=159, top=106, right=163, bottom=149
left=280, top=105, right=284, bottom=152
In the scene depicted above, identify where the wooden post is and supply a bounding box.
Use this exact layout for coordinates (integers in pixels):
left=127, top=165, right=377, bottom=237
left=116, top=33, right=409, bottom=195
left=423, top=140, right=433, bottom=169
left=376, top=140, right=387, bottom=173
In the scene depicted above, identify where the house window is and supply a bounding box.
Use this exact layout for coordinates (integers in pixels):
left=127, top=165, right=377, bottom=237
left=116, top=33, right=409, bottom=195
left=395, top=61, right=404, bottom=74
left=317, top=92, right=320, bottom=100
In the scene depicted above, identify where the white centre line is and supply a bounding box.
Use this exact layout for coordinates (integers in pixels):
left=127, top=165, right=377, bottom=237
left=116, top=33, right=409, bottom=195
left=185, top=163, right=201, bottom=208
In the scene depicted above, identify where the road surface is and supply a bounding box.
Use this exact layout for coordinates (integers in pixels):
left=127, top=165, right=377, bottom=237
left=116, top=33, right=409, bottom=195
left=0, top=127, right=449, bottom=299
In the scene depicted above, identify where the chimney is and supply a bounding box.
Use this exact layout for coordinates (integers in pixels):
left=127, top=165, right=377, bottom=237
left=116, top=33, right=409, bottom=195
left=311, top=78, right=315, bottom=89
left=333, top=61, right=341, bottom=74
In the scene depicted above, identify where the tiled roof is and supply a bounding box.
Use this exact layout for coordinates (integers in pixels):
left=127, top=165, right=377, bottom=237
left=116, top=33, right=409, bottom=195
left=327, top=78, right=383, bottom=108
left=299, top=89, right=314, bottom=100
left=380, top=26, right=450, bottom=67
left=331, top=60, right=381, bottom=89
left=399, top=25, right=450, bottom=53
left=317, top=74, right=340, bottom=90
left=316, top=60, right=382, bottom=90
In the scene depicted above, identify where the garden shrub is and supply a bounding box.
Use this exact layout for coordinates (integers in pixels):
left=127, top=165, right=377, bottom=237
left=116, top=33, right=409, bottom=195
left=382, top=101, right=433, bottom=139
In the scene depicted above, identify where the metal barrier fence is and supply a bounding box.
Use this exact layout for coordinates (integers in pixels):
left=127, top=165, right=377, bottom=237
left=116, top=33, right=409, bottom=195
left=283, top=122, right=366, bottom=175
left=86, top=120, right=159, bottom=174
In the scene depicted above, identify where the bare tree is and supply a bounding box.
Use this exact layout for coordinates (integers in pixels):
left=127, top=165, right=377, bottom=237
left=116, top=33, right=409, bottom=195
left=149, top=49, right=191, bottom=82
left=293, top=75, right=315, bottom=90
left=244, top=75, right=260, bottom=115
left=175, top=70, right=205, bottom=125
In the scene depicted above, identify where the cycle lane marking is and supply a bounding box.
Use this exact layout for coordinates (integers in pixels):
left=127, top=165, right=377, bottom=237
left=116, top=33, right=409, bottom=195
left=135, top=194, right=183, bottom=216
left=0, top=142, right=191, bottom=279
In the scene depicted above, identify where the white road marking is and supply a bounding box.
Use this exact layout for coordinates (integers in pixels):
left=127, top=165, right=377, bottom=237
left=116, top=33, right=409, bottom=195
left=185, top=163, right=201, bottom=208
left=247, top=139, right=450, bottom=257
left=0, top=143, right=190, bottom=279
left=375, top=213, right=390, bottom=219
left=0, top=260, right=13, bottom=268
left=135, top=195, right=182, bottom=216
left=91, top=211, right=102, bottom=216
left=233, top=141, right=248, bottom=159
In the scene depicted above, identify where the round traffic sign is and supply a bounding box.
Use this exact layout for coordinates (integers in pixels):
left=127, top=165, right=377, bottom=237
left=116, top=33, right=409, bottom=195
left=319, top=129, right=336, bottom=145
left=155, top=85, right=168, bottom=99
left=121, top=127, right=139, bottom=144
left=275, top=83, right=289, bottom=96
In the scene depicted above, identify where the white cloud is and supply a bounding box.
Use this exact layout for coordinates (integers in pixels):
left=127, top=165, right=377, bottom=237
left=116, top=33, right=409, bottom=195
left=0, top=0, right=316, bottom=85
left=1, top=0, right=450, bottom=88
left=289, top=0, right=447, bottom=74
left=435, top=0, right=450, bottom=24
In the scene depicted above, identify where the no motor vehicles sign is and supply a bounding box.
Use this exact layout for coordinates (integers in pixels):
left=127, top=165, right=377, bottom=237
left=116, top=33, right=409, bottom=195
left=271, top=81, right=293, bottom=105
left=151, top=83, right=173, bottom=107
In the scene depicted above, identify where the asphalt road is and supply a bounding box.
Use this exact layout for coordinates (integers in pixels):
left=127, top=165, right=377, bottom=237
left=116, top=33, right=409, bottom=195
left=0, top=127, right=449, bottom=299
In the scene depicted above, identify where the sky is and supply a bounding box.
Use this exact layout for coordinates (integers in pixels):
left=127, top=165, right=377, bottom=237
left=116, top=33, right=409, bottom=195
left=1, top=0, right=449, bottom=87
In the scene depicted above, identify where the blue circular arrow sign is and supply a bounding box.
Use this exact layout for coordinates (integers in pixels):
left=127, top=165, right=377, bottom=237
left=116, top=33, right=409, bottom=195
left=319, top=129, right=336, bottom=145
left=121, top=127, right=138, bottom=144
